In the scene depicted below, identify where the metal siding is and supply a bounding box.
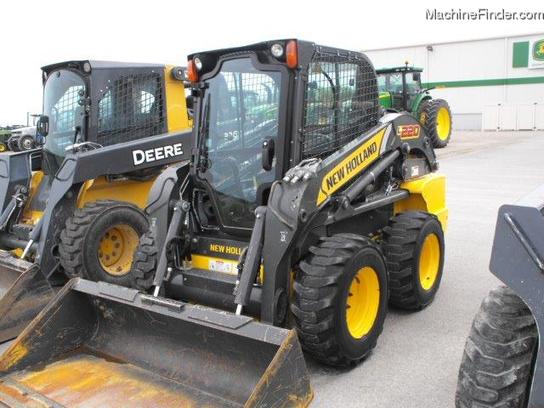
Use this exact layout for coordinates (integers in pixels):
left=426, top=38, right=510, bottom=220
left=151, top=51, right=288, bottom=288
left=365, top=33, right=544, bottom=130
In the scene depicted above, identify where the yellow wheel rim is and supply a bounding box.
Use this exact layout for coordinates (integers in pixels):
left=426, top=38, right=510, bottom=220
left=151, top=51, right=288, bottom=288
left=346, top=266, right=380, bottom=339
left=0, top=144, right=6, bottom=152
left=436, top=107, right=451, bottom=141
left=418, top=234, right=440, bottom=291
left=98, top=224, right=139, bottom=276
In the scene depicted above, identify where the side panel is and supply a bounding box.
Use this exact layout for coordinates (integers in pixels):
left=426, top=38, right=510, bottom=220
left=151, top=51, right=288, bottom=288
left=164, top=66, right=191, bottom=133
left=77, top=176, right=156, bottom=209
left=394, top=173, right=448, bottom=229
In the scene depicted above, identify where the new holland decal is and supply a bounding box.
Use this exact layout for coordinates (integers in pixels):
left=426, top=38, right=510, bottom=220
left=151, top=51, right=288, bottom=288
left=317, top=128, right=387, bottom=205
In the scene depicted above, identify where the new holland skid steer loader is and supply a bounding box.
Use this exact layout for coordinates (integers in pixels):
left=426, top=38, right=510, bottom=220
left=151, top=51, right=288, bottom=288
left=0, top=60, right=192, bottom=342
left=456, top=186, right=544, bottom=408
left=0, top=40, right=447, bottom=407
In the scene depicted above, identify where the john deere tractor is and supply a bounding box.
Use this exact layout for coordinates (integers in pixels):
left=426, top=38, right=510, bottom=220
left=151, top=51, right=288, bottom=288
left=0, top=60, right=192, bottom=342
left=0, top=40, right=447, bottom=408
left=377, top=65, right=452, bottom=148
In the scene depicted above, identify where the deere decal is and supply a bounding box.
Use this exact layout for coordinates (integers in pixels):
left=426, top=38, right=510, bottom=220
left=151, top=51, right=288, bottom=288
left=317, top=128, right=386, bottom=205
left=534, top=39, right=544, bottom=61
left=530, top=39, right=544, bottom=69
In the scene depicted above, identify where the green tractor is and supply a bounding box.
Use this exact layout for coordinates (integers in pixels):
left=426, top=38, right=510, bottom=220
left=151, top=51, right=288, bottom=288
left=377, top=65, right=452, bottom=148
left=0, top=128, right=10, bottom=152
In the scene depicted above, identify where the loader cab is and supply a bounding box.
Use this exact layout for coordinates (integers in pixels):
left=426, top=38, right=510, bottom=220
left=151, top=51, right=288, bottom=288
left=39, top=60, right=188, bottom=174
left=188, top=40, right=379, bottom=235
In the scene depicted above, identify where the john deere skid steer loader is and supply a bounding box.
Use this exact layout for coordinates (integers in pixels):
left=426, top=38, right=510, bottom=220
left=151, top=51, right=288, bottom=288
left=0, top=60, right=192, bottom=342
left=0, top=40, right=447, bottom=407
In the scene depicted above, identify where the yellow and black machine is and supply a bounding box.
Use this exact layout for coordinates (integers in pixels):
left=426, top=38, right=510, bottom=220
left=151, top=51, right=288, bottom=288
left=0, top=40, right=448, bottom=407
left=0, top=60, right=192, bottom=341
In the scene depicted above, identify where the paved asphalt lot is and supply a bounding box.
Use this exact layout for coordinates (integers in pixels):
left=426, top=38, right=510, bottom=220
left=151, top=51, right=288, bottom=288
left=310, top=130, right=544, bottom=407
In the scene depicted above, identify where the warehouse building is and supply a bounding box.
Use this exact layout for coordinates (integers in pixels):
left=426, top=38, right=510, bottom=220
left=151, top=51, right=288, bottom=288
left=364, top=33, right=544, bottom=130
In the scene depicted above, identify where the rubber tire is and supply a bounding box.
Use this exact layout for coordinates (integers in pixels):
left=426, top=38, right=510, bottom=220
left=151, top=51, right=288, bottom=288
left=420, top=99, right=452, bottom=148
left=131, top=228, right=158, bottom=291
left=456, top=286, right=537, bottom=408
left=7, top=136, right=19, bottom=152
left=382, top=211, right=445, bottom=310
left=17, top=135, right=35, bottom=151
left=292, top=233, right=388, bottom=367
left=59, top=200, right=149, bottom=287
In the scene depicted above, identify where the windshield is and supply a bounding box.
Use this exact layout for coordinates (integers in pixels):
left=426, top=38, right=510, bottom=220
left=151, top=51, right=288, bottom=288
left=199, top=58, right=282, bottom=229
left=43, top=69, right=86, bottom=157
left=377, top=73, right=403, bottom=93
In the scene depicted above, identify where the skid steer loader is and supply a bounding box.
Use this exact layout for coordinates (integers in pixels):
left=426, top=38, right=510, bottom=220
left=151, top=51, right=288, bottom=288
left=0, top=60, right=193, bottom=342
left=0, top=40, right=447, bottom=407
left=456, top=186, right=544, bottom=408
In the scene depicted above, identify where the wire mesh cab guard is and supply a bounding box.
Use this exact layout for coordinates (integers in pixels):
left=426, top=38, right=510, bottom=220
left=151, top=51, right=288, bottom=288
left=301, top=48, right=379, bottom=160
left=97, top=72, right=165, bottom=147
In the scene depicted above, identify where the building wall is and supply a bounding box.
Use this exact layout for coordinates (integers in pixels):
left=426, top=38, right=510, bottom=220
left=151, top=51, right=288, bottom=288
left=364, top=33, right=544, bottom=130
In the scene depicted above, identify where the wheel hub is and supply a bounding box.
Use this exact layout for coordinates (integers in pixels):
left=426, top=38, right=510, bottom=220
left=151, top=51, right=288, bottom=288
left=419, top=233, right=440, bottom=290
left=346, top=266, right=380, bottom=339
left=436, top=107, right=451, bottom=141
left=98, top=224, right=139, bottom=276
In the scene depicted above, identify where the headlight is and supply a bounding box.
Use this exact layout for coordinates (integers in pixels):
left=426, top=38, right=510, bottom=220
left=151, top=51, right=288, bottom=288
left=194, top=57, right=203, bottom=71
left=270, top=43, right=284, bottom=58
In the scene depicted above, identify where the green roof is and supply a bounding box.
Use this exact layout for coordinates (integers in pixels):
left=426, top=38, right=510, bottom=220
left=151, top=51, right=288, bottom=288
left=376, top=66, right=423, bottom=74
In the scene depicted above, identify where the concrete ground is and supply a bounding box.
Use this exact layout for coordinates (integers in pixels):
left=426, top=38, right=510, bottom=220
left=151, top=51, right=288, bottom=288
left=0, top=130, right=542, bottom=406
left=311, top=130, right=544, bottom=407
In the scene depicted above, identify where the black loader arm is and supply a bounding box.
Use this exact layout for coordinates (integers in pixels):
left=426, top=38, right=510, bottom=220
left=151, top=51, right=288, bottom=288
left=490, top=185, right=544, bottom=408
left=252, top=116, right=437, bottom=324
left=35, top=131, right=193, bottom=276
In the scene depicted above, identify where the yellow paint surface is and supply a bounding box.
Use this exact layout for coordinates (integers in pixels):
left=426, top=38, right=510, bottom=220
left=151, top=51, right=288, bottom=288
left=77, top=176, right=155, bottom=209
left=7, top=351, right=229, bottom=407
left=164, top=65, right=191, bottom=133
left=394, top=173, right=448, bottom=230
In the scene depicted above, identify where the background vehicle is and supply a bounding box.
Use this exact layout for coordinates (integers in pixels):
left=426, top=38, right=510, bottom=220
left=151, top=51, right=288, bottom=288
left=456, top=186, right=544, bottom=408
left=0, top=60, right=192, bottom=342
left=377, top=65, right=452, bottom=148
left=7, top=125, right=38, bottom=151
left=0, top=40, right=447, bottom=407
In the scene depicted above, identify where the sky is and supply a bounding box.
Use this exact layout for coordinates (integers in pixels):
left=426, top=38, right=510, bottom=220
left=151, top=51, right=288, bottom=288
left=1, top=0, right=542, bottom=125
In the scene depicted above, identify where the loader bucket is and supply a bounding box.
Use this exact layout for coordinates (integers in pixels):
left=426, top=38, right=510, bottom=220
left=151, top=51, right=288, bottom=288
left=0, top=250, right=56, bottom=343
left=0, top=279, right=313, bottom=408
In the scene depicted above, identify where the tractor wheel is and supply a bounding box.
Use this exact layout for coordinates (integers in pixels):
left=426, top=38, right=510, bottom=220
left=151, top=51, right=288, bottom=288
left=456, top=286, right=537, bottom=408
left=7, top=136, right=19, bottom=152
left=17, top=135, right=35, bottom=151
left=0, top=143, right=7, bottom=153
left=59, top=200, right=149, bottom=287
left=420, top=99, right=452, bottom=148
left=292, top=234, right=388, bottom=366
left=382, top=211, right=444, bottom=310
left=130, top=228, right=159, bottom=291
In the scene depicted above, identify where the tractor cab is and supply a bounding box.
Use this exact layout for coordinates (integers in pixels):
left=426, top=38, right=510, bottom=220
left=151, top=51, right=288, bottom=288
left=376, top=65, right=424, bottom=113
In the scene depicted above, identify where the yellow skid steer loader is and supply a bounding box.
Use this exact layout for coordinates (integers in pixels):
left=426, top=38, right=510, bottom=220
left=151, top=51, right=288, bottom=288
left=0, top=60, right=192, bottom=342
left=0, top=40, right=447, bottom=407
